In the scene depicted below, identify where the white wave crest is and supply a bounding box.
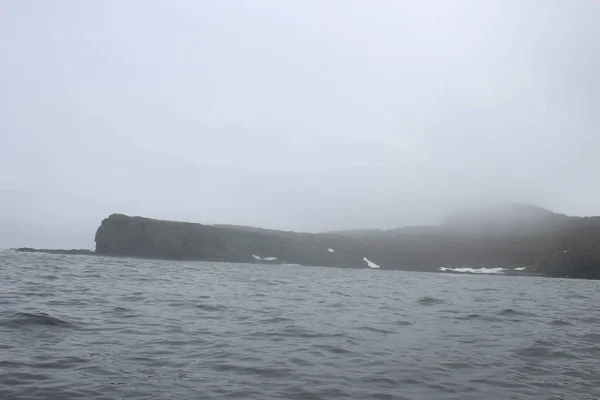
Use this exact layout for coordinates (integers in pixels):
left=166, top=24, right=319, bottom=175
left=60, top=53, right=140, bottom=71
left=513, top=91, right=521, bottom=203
left=328, top=248, right=335, bottom=253
left=252, top=254, right=278, bottom=261
left=514, top=267, right=527, bottom=271
left=439, top=267, right=506, bottom=274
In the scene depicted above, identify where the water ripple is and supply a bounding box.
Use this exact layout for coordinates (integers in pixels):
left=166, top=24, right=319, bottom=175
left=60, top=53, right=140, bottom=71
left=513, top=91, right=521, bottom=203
left=0, top=311, right=73, bottom=328
left=1, top=251, right=600, bottom=399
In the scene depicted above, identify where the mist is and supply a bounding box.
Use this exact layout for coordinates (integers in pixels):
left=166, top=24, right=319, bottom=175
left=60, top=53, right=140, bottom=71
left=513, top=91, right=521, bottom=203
left=1, top=0, right=599, bottom=249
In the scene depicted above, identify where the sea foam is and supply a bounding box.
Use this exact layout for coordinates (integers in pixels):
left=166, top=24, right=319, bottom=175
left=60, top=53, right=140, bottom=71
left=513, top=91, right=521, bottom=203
left=363, top=257, right=380, bottom=269
left=439, top=267, right=506, bottom=274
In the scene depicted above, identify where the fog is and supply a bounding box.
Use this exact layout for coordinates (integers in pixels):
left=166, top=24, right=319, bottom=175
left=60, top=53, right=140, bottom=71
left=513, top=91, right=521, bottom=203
left=1, top=1, right=599, bottom=249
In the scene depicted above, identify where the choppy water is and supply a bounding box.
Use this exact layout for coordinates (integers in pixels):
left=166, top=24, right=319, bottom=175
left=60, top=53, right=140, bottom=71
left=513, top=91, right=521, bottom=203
left=1, top=251, right=600, bottom=400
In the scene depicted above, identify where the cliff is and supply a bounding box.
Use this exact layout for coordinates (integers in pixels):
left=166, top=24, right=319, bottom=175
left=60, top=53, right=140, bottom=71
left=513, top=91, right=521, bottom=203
left=94, top=213, right=377, bottom=268
left=94, top=205, right=600, bottom=278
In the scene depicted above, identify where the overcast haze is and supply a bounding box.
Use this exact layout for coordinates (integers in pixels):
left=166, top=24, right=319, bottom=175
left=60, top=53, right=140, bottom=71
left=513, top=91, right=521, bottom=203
left=1, top=0, right=599, bottom=249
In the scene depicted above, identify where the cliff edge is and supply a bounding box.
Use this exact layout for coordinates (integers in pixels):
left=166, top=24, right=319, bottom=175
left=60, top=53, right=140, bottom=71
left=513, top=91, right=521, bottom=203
left=93, top=205, right=600, bottom=278
left=95, top=213, right=371, bottom=268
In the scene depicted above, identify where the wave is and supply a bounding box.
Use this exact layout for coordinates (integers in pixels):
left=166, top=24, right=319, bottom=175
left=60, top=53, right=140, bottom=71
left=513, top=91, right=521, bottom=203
left=456, top=313, right=501, bottom=322
left=0, top=311, right=72, bottom=328
left=497, top=308, right=532, bottom=317
left=439, top=267, right=506, bottom=274
left=252, top=254, right=278, bottom=261
left=549, top=319, right=572, bottom=326
left=363, top=257, right=380, bottom=269
left=195, top=303, right=228, bottom=312
left=358, top=326, right=395, bottom=334
left=417, top=296, right=445, bottom=305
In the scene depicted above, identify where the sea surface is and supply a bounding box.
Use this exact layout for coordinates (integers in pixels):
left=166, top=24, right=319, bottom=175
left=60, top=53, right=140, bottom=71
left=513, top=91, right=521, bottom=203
left=1, top=251, right=600, bottom=400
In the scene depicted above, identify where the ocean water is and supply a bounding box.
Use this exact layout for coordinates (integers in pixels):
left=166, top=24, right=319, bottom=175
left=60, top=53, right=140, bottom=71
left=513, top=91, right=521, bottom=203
left=1, top=251, right=600, bottom=400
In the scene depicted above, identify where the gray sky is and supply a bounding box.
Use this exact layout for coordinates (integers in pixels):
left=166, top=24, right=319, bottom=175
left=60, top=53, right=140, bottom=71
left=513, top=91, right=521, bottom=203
left=1, top=0, right=599, bottom=249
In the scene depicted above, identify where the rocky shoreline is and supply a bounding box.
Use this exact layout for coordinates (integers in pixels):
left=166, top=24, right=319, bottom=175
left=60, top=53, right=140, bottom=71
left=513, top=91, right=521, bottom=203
left=15, top=248, right=95, bottom=256
left=12, top=247, right=551, bottom=278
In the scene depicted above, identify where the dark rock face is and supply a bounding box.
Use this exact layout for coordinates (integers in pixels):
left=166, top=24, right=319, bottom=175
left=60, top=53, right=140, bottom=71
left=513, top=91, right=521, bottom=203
left=93, top=205, right=600, bottom=278
left=95, top=214, right=373, bottom=267
left=530, top=217, right=600, bottom=279
left=532, top=252, right=600, bottom=279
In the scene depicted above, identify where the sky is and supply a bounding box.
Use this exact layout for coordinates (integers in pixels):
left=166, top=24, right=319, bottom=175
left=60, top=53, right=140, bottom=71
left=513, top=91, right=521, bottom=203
left=1, top=0, right=599, bottom=249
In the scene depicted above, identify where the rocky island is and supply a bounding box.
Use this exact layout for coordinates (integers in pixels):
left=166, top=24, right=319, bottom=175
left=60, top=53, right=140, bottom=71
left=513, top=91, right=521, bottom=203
left=16, top=204, right=600, bottom=279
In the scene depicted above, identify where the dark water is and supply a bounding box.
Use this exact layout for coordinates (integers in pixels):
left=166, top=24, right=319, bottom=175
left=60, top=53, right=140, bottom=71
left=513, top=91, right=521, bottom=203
left=1, top=251, right=600, bottom=400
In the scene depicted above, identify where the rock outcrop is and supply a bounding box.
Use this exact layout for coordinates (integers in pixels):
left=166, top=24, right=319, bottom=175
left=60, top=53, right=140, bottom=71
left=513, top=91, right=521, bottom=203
left=93, top=204, right=600, bottom=278
left=94, top=213, right=378, bottom=268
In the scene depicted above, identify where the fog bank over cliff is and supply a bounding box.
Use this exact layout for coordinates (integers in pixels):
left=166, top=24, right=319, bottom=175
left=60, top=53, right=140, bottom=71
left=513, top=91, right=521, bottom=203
left=1, top=1, right=599, bottom=249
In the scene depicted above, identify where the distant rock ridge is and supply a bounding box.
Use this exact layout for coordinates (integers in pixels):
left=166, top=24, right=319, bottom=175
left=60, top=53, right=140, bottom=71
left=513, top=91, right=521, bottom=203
left=89, top=205, right=600, bottom=279
left=13, top=204, right=600, bottom=279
